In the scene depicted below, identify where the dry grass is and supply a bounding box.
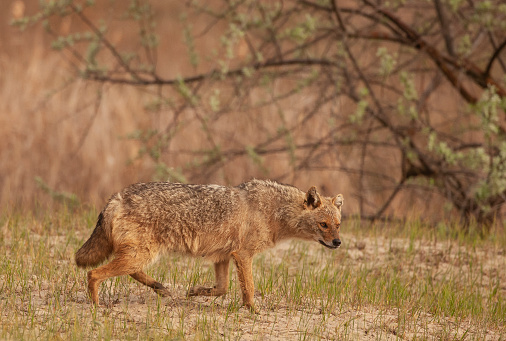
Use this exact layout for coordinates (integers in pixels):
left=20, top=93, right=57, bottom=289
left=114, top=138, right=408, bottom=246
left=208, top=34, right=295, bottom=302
left=0, top=207, right=504, bottom=340
left=0, top=0, right=483, bottom=226
left=1, top=1, right=187, bottom=207
left=0, top=46, right=151, bottom=206
left=0, top=10, right=343, bottom=208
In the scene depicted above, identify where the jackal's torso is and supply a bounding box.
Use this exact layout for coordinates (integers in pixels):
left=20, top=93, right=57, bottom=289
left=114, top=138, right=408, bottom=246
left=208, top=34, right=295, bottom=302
left=107, top=180, right=329, bottom=261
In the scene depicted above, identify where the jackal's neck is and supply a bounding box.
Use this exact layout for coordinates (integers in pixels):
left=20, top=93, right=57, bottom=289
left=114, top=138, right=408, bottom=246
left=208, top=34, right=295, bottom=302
left=264, top=190, right=310, bottom=243
left=239, top=179, right=310, bottom=243
left=272, top=201, right=310, bottom=242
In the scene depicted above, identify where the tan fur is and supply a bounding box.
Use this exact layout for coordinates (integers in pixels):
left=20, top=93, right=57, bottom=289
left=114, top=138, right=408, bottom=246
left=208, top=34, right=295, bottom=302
left=75, top=179, right=343, bottom=311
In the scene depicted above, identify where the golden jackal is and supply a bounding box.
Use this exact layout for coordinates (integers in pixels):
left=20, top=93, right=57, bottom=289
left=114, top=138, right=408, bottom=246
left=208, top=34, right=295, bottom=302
left=75, top=179, right=343, bottom=311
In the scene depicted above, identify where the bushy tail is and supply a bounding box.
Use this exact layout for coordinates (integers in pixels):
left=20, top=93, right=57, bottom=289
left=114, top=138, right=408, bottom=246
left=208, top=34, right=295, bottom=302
left=75, top=212, right=113, bottom=268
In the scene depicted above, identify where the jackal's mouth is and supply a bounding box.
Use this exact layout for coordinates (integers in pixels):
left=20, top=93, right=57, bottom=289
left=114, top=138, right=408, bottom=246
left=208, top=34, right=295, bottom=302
left=319, top=240, right=339, bottom=249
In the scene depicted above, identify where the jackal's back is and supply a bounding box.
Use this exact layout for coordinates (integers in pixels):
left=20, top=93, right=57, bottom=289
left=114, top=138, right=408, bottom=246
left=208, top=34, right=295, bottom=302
left=105, top=182, right=248, bottom=260
left=118, top=182, right=244, bottom=230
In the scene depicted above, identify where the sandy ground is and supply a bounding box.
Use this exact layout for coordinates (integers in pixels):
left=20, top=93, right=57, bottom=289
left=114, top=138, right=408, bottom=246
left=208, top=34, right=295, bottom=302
left=2, top=234, right=505, bottom=340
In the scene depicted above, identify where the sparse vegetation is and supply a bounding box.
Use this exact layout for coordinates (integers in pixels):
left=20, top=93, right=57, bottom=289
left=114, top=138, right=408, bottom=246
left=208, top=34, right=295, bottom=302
left=2, top=0, right=506, bottom=227
left=1, top=207, right=504, bottom=340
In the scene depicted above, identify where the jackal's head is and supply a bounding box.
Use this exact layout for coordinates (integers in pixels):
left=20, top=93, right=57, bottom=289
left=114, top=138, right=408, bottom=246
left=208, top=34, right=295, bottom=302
left=302, top=186, right=343, bottom=249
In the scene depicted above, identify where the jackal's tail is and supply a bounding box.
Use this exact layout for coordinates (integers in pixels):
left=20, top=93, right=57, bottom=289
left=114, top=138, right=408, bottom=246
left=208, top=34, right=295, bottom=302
left=75, top=212, right=113, bottom=268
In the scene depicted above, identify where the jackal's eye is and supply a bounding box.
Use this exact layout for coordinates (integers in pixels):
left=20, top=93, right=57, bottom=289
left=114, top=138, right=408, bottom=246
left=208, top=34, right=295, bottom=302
left=319, top=222, right=328, bottom=228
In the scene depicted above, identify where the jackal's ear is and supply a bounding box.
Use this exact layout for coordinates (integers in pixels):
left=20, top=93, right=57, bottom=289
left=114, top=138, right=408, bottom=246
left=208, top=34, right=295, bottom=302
left=305, top=186, right=321, bottom=209
left=332, top=194, right=344, bottom=211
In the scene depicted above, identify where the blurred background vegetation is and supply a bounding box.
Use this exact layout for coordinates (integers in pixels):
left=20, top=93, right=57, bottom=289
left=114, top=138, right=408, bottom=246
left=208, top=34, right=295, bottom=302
left=2, top=0, right=506, bottom=231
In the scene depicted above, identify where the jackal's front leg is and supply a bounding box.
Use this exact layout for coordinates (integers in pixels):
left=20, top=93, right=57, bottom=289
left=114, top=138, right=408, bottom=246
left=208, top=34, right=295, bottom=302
left=187, top=259, right=230, bottom=297
left=231, top=252, right=258, bottom=313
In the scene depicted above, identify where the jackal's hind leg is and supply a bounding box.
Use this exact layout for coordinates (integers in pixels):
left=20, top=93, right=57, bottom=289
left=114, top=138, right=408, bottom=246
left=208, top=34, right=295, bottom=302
left=87, top=255, right=145, bottom=306
left=187, top=259, right=230, bottom=297
left=130, top=271, right=171, bottom=297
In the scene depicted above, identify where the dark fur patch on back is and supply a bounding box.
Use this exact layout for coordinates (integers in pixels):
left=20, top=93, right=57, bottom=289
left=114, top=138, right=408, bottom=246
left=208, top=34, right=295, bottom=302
left=96, top=211, right=104, bottom=229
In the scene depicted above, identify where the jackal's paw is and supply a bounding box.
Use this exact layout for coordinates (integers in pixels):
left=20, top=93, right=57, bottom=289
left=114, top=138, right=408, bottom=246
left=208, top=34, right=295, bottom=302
left=187, top=285, right=211, bottom=297
left=244, top=303, right=260, bottom=314
left=154, top=288, right=171, bottom=297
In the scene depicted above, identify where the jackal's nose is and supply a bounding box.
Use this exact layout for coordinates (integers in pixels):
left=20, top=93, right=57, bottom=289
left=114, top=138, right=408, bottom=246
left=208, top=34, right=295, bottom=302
left=332, top=239, right=341, bottom=247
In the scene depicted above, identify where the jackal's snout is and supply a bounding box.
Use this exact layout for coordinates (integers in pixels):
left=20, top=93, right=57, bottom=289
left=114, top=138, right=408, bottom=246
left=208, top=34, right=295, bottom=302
left=319, top=237, right=341, bottom=249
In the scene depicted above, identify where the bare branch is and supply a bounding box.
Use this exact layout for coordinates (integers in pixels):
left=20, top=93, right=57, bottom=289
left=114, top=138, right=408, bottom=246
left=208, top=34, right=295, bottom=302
left=485, top=37, right=506, bottom=77
left=372, top=178, right=406, bottom=220
left=434, top=0, right=455, bottom=56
